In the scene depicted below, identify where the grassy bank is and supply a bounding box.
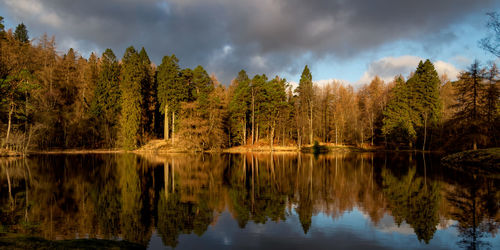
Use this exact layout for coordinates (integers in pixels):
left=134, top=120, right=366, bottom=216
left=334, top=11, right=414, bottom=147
left=28, top=149, right=124, bottom=154
left=441, top=148, right=500, bottom=177
left=21, top=141, right=445, bottom=155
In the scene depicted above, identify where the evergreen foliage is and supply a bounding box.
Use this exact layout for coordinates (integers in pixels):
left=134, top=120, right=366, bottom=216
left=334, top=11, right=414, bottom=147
left=452, top=61, right=492, bottom=150
left=0, top=16, right=4, bottom=32
left=14, top=23, right=29, bottom=43
left=383, top=60, right=441, bottom=149
left=382, top=76, right=416, bottom=145
left=118, top=46, right=144, bottom=149
left=228, top=70, right=250, bottom=145
left=296, top=65, right=314, bottom=144
left=90, top=49, right=121, bottom=147
left=0, top=16, right=497, bottom=152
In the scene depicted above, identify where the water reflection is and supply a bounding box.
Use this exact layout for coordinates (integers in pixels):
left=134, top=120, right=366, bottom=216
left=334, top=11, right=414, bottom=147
left=0, top=153, right=499, bottom=249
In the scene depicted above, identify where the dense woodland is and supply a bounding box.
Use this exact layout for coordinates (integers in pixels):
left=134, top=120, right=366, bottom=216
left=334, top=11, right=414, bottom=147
left=0, top=17, right=499, bottom=152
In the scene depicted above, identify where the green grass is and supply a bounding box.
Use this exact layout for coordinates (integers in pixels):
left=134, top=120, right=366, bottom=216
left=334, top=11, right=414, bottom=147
left=441, top=148, right=500, bottom=178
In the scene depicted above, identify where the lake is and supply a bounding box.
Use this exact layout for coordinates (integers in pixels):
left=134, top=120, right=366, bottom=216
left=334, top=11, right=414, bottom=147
left=1, top=152, right=499, bottom=249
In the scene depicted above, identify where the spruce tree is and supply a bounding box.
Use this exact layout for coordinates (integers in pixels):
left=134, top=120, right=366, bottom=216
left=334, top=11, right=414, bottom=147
left=409, top=60, right=442, bottom=150
left=91, top=48, right=120, bottom=147
left=14, top=23, right=29, bottom=43
left=483, top=64, right=499, bottom=146
left=382, top=76, right=416, bottom=147
left=383, top=60, right=441, bottom=149
left=0, top=16, right=4, bottom=32
left=181, top=68, right=194, bottom=101
left=262, top=76, right=287, bottom=149
left=118, top=46, right=143, bottom=149
left=138, top=47, right=156, bottom=138
left=228, top=70, right=250, bottom=145
left=295, top=65, right=314, bottom=144
left=192, top=65, right=213, bottom=108
left=250, top=74, right=267, bottom=144
left=453, top=61, right=485, bottom=150
left=157, top=54, right=186, bottom=142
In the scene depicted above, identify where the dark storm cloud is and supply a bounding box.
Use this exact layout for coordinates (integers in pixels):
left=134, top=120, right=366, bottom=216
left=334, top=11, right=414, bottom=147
left=0, top=0, right=497, bottom=84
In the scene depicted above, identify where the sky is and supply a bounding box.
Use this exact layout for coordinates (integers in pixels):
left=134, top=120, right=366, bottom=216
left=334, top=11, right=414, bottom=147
left=0, top=0, right=499, bottom=87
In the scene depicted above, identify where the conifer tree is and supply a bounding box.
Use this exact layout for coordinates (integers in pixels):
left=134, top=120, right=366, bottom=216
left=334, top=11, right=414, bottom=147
left=453, top=61, right=485, bottom=150
left=14, top=23, right=29, bottom=43
left=138, top=47, right=156, bottom=138
left=157, top=54, right=186, bottom=143
left=181, top=68, right=194, bottom=101
left=228, top=70, right=250, bottom=145
left=0, top=16, right=4, bottom=32
left=91, top=49, right=120, bottom=147
left=383, top=60, right=441, bottom=149
left=192, top=65, right=213, bottom=107
left=382, top=76, right=416, bottom=147
left=296, top=65, right=314, bottom=144
left=483, top=64, right=499, bottom=145
left=250, top=74, right=267, bottom=144
left=262, top=76, right=287, bottom=150
left=84, top=52, right=99, bottom=110
left=409, top=60, right=442, bottom=150
left=118, top=46, right=143, bottom=149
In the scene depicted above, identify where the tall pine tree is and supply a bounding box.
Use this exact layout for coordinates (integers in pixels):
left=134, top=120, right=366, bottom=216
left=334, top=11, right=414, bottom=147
left=382, top=76, right=416, bottom=148
left=295, top=65, right=314, bottom=144
left=14, top=23, right=29, bottom=43
left=157, top=54, right=186, bottom=143
left=228, top=70, right=250, bottom=145
left=90, top=48, right=120, bottom=147
left=138, top=47, right=156, bottom=139
left=453, top=61, right=485, bottom=150
left=383, top=60, right=441, bottom=150
left=409, top=60, right=442, bottom=150
left=118, top=46, right=143, bottom=149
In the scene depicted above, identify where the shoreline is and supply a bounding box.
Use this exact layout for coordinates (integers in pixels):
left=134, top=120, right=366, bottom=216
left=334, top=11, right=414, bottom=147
left=27, top=149, right=125, bottom=154
left=20, top=144, right=445, bottom=155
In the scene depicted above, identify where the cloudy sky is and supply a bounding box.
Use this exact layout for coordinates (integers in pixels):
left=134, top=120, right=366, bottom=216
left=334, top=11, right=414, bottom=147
left=1, top=0, right=499, bottom=86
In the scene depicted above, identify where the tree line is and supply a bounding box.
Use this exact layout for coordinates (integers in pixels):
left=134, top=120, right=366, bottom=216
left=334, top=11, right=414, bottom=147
left=0, top=18, right=498, bottom=151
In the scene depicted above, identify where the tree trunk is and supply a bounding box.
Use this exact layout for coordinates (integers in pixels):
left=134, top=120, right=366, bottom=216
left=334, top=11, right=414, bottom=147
left=172, top=111, right=175, bottom=144
left=24, top=125, right=33, bottom=153
left=270, top=123, right=275, bottom=151
left=335, top=123, right=338, bottom=145
left=243, top=117, right=246, bottom=145
left=309, top=101, right=313, bottom=144
left=251, top=92, right=255, bottom=145
left=164, top=105, right=169, bottom=141
left=25, top=91, right=28, bottom=132
left=282, top=127, right=285, bottom=147
left=256, top=126, right=259, bottom=143
left=5, top=102, right=14, bottom=147
left=370, top=113, right=374, bottom=146
left=297, top=127, right=301, bottom=148
left=422, top=113, right=427, bottom=151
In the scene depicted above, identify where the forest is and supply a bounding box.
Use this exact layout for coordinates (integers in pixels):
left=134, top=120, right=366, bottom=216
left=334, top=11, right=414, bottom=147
left=0, top=16, right=499, bottom=152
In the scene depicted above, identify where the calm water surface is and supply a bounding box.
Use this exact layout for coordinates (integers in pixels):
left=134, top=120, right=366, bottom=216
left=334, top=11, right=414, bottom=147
left=1, top=153, right=499, bottom=249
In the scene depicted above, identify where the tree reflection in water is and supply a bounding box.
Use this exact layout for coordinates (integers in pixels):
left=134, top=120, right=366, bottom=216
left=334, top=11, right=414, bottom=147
left=447, top=174, right=500, bottom=250
left=0, top=153, right=499, bottom=249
